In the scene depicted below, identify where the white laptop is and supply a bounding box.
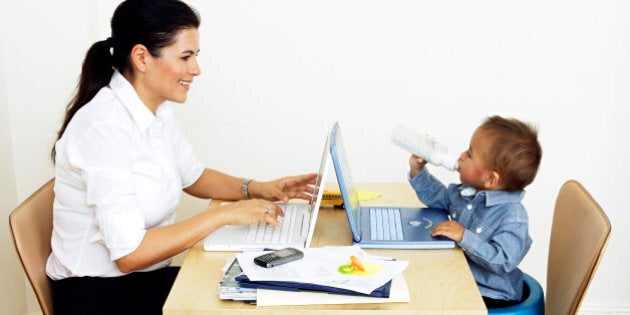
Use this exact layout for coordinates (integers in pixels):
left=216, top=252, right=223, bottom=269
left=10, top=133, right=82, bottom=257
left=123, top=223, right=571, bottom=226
left=203, top=127, right=332, bottom=251
left=329, top=122, right=455, bottom=249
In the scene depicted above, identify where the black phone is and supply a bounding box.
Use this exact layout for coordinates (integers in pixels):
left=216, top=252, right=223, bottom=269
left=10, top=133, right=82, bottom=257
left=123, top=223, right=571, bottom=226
left=253, top=247, right=304, bottom=268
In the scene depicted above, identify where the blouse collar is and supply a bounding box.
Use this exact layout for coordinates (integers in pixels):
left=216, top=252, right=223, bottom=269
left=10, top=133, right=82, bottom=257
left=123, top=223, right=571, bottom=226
left=109, top=70, right=159, bottom=133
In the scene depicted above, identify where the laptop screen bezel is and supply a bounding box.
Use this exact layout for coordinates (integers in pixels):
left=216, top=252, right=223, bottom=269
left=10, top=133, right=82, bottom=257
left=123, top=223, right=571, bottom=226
left=303, top=129, right=333, bottom=247
left=329, top=122, right=362, bottom=242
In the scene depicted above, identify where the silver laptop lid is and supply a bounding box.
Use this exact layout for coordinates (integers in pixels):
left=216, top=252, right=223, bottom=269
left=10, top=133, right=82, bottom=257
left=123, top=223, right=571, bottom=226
left=303, top=126, right=333, bottom=247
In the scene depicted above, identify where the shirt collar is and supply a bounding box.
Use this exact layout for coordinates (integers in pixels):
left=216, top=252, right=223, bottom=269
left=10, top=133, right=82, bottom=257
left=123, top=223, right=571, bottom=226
left=109, top=70, right=156, bottom=133
left=458, top=185, right=525, bottom=206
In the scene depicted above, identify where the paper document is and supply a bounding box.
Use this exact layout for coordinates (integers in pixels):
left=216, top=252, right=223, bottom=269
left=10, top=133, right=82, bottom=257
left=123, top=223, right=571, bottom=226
left=256, top=273, right=409, bottom=306
left=236, top=246, right=408, bottom=295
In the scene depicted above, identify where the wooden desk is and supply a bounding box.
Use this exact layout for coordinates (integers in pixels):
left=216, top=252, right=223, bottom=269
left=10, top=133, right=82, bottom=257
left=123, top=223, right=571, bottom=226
left=163, top=183, right=487, bottom=314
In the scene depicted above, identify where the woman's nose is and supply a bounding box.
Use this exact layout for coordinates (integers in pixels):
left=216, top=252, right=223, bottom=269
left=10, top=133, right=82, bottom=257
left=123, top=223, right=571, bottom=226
left=190, top=58, right=201, bottom=76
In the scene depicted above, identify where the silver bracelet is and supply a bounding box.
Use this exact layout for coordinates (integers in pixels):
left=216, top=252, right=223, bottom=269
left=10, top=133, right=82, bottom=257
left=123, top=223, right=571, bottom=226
left=241, top=179, right=253, bottom=199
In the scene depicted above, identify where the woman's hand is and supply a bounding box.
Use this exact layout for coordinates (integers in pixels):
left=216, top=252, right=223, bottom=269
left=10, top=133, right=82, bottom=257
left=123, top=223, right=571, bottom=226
left=217, top=199, right=285, bottom=226
left=249, top=173, right=318, bottom=203
left=409, top=154, right=427, bottom=178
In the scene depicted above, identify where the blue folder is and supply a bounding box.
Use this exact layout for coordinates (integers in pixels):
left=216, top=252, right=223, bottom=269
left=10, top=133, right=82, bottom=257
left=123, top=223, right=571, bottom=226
left=235, top=274, right=392, bottom=298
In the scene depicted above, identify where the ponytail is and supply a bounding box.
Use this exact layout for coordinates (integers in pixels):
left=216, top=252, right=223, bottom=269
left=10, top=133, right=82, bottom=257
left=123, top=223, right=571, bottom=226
left=51, top=39, right=113, bottom=162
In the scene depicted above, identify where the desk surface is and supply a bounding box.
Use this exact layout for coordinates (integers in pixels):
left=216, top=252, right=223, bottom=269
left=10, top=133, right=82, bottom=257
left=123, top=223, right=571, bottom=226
left=163, top=183, right=486, bottom=314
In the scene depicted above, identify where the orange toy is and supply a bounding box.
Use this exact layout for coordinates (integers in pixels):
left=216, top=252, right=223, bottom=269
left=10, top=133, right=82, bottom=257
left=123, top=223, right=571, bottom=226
left=350, top=255, right=365, bottom=271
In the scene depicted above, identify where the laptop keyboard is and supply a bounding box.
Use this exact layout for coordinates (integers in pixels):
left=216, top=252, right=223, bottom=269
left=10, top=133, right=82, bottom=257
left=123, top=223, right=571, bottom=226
left=370, top=208, right=404, bottom=241
left=246, top=204, right=302, bottom=244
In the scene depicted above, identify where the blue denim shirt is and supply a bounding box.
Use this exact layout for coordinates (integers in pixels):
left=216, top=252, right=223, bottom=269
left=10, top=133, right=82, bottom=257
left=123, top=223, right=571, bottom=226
left=409, top=168, right=532, bottom=301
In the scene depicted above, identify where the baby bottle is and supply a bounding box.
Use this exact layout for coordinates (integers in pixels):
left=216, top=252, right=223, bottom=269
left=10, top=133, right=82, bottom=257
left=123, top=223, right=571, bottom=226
left=391, top=124, right=458, bottom=171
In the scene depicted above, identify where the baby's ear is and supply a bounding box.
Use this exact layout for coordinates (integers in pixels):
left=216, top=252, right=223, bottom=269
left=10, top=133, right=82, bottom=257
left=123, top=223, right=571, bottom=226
left=484, top=171, right=502, bottom=190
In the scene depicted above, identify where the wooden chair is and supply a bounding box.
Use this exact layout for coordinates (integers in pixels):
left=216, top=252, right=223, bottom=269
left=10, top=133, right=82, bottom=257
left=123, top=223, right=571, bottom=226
left=9, top=179, right=55, bottom=315
left=489, top=180, right=611, bottom=314
left=546, top=179, right=611, bottom=314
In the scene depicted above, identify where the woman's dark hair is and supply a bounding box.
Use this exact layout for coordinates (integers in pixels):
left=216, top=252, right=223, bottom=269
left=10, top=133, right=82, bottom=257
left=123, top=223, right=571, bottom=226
left=51, top=0, right=200, bottom=162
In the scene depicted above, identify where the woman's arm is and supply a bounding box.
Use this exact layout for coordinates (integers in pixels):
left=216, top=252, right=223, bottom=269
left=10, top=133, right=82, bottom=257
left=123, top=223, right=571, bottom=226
left=115, top=170, right=317, bottom=273
left=115, top=198, right=281, bottom=273
left=183, top=168, right=246, bottom=200
left=184, top=168, right=318, bottom=203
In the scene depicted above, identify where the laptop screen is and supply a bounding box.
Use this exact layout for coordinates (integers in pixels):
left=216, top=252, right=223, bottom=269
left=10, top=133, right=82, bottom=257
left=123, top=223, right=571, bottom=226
left=329, top=122, right=361, bottom=241
left=302, top=126, right=333, bottom=248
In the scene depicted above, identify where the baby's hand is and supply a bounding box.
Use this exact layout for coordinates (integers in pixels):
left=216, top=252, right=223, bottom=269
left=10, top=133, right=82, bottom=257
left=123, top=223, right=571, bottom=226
left=409, top=155, right=427, bottom=178
left=431, top=220, right=464, bottom=243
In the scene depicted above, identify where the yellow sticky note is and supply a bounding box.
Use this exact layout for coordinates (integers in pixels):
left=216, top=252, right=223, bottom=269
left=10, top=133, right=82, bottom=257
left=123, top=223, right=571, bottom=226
left=357, top=190, right=382, bottom=201
left=338, top=262, right=384, bottom=277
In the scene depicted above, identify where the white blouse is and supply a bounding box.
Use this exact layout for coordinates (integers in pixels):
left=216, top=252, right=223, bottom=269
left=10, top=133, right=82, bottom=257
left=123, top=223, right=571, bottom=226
left=46, top=71, right=204, bottom=279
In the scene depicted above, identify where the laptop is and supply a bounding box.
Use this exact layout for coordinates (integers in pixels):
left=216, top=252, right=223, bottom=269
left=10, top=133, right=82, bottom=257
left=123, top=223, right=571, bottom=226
left=203, top=126, right=332, bottom=251
left=329, top=122, right=455, bottom=249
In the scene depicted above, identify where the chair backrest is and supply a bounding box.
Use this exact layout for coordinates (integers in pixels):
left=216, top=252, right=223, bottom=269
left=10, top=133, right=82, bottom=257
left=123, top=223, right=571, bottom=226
left=546, top=180, right=611, bottom=315
left=9, top=178, right=55, bottom=315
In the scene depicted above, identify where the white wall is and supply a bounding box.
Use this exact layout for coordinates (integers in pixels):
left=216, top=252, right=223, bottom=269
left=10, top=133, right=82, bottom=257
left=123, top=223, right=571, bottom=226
left=0, top=18, right=28, bottom=315
left=1, top=1, right=629, bottom=313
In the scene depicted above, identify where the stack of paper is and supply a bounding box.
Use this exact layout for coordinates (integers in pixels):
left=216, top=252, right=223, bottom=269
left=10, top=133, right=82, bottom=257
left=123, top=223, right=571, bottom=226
left=218, top=258, right=256, bottom=301
left=234, top=246, right=410, bottom=306
left=256, top=273, right=410, bottom=307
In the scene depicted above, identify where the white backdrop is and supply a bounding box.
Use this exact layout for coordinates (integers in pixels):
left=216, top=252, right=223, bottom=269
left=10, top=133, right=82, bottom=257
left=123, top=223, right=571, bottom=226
left=2, top=1, right=629, bottom=313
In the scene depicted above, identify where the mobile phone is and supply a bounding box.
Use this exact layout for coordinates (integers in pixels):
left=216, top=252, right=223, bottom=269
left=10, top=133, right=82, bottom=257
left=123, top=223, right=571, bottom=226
left=253, top=247, right=304, bottom=268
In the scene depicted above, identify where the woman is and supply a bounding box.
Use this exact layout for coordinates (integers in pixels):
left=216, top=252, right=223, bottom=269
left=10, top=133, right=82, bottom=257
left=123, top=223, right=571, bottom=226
left=46, top=0, right=317, bottom=314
